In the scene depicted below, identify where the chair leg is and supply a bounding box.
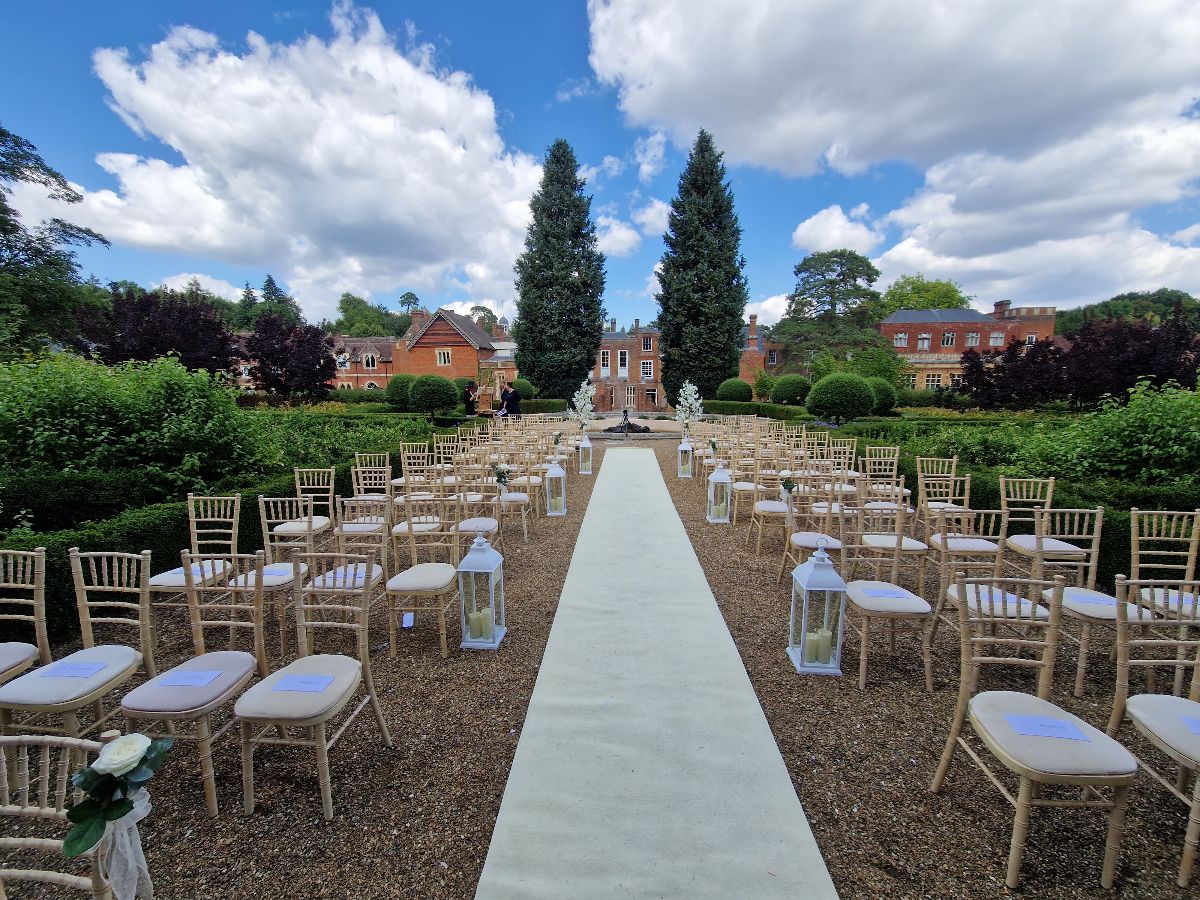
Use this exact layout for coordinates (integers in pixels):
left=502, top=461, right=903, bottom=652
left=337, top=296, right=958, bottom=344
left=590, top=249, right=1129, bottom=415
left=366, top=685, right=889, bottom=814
left=314, top=722, right=333, bottom=822
left=387, top=593, right=397, bottom=658
left=364, top=673, right=394, bottom=749
left=930, top=691, right=969, bottom=793
left=196, top=715, right=218, bottom=817
left=921, top=620, right=934, bottom=692
left=858, top=616, right=870, bottom=690
left=1102, top=783, right=1130, bottom=889
left=438, top=608, right=449, bottom=659
left=240, top=721, right=256, bottom=815
left=1006, top=777, right=1035, bottom=889
left=1179, top=773, right=1200, bottom=887
left=1073, top=624, right=1091, bottom=698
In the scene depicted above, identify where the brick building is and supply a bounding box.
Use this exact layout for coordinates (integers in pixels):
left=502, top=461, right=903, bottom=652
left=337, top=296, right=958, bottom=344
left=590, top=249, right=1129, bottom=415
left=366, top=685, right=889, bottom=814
left=738, top=314, right=785, bottom=384
left=591, top=318, right=667, bottom=412
left=878, top=301, right=1056, bottom=390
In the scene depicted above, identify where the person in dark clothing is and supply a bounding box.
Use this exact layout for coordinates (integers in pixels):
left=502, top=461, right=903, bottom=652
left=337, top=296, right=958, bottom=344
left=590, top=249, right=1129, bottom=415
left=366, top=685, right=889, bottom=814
left=502, top=381, right=522, bottom=418
left=463, top=380, right=478, bottom=416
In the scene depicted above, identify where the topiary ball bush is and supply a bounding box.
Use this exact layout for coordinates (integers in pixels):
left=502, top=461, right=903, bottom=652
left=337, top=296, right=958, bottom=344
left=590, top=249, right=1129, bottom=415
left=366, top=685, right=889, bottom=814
left=715, top=378, right=753, bottom=402
left=806, top=373, right=875, bottom=422
left=770, top=374, right=811, bottom=406
left=511, top=377, right=538, bottom=399
left=453, top=376, right=472, bottom=393
left=385, top=374, right=417, bottom=412
left=409, top=374, right=458, bottom=415
left=866, top=376, right=898, bottom=415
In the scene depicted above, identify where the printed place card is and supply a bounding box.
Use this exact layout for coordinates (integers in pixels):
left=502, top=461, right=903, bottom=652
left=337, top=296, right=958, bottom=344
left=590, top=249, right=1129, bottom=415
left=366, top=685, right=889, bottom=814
left=1181, top=716, right=1200, bottom=736
left=402, top=612, right=415, bottom=629
left=1005, top=714, right=1090, bottom=741
left=1069, top=593, right=1118, bottom=607
left=40, top=661, right=107, bottom=679
left=272, top=674, right=334, bottom=693
left=160, top=669, right=221, bottom=687
left=864, top=588, right=907, bottom=598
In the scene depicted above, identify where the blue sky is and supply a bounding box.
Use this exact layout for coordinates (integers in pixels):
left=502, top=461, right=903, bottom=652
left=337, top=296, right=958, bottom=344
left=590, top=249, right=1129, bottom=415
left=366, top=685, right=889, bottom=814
left=3, top=1, right=1198, bottom=327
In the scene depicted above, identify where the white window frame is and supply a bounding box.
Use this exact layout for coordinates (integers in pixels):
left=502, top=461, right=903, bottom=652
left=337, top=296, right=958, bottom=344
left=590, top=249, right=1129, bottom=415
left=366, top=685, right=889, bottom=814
left=239, top=365, right=251, bottom=378
left=965, top=332, right=980, bottom=347
left=642, top=336, right=653, bottom=352
left=925, top=373, right=942, bottom=389
left=640, top=360, right=654, bottom=380
left=893, top=332, right=908, bottom=348
left=1026, top=333, right=1037, bottom=346
left=767, top=349, right=778, bottom=366
left=989, top=331, right=1004, bottom=346
left=901, top=374, right=917, bottom=390
left=625, top=385, right=636, bottom=407
left=916, top=333, right=931, bottom=351
left=950, top=373, right=964, bottom=388
left=618, top=350, right=628, bottom=371
left=645, top=388, right=658, bottom=407
left=941, top=332, right=956, bottom=347
left=435, top=348, right=452, bottom=366
left=363, top=353, right=379, bottom=370
left=600, top=349, right=610, bottom=372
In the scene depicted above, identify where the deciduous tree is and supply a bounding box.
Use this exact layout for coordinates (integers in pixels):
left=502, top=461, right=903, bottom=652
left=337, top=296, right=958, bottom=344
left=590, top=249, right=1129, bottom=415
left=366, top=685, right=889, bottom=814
left=865, top=273, right=971, bottom=324
left=247, top=313, right=335, bottom=398
left=787, top=249, right=880, bottom=321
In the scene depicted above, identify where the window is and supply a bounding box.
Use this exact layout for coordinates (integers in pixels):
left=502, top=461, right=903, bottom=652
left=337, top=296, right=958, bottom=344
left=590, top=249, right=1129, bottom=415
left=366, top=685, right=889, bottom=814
left=338, top=382, right=352, bottom=389
left=642, top=336, right=653, bottom=352
left=625, top=385, right=636, bottom=407
left=925, top=373, right=942, bottom=389
left=941, top=332, right=956, bottom=347
left=600, top=349, right=610, bottom=372
left=950, top=373, right=963, bottom=388
left=767, top=350, right=778, bottom=366
left=893, top=332, right=908, bottom=348
left=365, top=381, right=379, bottom=390
left=901, top=374, right=917, bottom=390
left=336, top=352, right=350, bottom=370
left=917, top=333, right=931, bottom=351
left=989, top=331, right=1004, bottom=346
left=965, top=332, right=980, bottom=347
left=646, top=388, right=658, bottom=406
left=618, top=350, right=628, bottom=371
left=435, top=349, right=451, bottom=366
left=1026, top=333, right=1037, bottom=346
left=640, top=360, right=654, bottom=380
left=239, top=365, right=251, bottom=378
left=362, top=353, right=377, bottom=370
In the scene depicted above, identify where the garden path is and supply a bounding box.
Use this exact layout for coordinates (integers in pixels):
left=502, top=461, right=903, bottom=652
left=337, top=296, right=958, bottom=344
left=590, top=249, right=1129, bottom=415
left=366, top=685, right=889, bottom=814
left=475, top=448, right=838, bottom=899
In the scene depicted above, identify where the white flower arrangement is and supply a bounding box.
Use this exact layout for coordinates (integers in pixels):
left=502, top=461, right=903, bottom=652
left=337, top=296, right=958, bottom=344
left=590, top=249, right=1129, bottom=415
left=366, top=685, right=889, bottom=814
left=569, top=380, right=596, bottom=430
left=674, top=380, right=704, bottom=431
left=66, top=733, right=172, bottom=857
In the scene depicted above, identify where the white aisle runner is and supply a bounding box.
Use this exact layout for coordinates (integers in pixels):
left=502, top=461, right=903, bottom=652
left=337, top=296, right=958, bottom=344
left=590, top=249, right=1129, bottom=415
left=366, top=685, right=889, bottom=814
left=475, top=448, right=839, bottom=899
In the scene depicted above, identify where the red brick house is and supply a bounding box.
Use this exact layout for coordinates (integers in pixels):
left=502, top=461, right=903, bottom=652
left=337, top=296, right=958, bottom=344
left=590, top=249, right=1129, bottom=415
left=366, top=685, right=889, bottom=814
left=738, top=314, right=785, bottom=385
left=591, top=318, right=667, bottom=412
left=877, top=301, right=1057, bottom=390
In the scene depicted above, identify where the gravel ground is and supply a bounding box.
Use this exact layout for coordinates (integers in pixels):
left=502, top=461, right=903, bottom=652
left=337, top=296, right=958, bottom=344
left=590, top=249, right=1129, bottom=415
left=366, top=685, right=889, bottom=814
left=654, top=445, right=1200, bottom=900
left=8, top=449, right=604, bottom=900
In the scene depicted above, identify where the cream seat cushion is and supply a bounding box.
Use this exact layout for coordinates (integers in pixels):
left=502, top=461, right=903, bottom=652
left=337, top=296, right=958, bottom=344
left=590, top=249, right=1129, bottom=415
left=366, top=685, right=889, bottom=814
left=732, top=482, right=760, bottom=492
left=511, top=475, right=542, bottom=487
left=811, top=502, right=846, bottom=515
left=149, top=560, right=231, bottom=589
left=970, top=691, right=1136, bottom=777
left=946, top=583, right=1048, bottom=619
left=457, top=516, right=499, bottom=534
left=499, top=492, right=529, bottom=504
left=1006, top=535, right=1087, bottom=556
left=0, top=643, right=38, bottom=678
left=929, top=534, right=1000, bottom=553
left=234, top=654, right=360, bottom=722
left=1126, top=694, right=1200, bottom=768
left=310, top=563, right=383, bottom=591
left=847, top=581, right=930, bottom=615
left=1140, top=587, right=1199, bottom=614
left=392, top=517, right=441, bottom=535
left=924, top=501, right=962, bottom=511
left=229, top=563, right=307, bottom=591
left=789, top=532, right=842, bottom=550
left=122, top=651, right=256, bottom=717
left=272, top=516, right=331, bottom=535
left=386, top=563, right=457, bottom=594
left=1049, top=586, right=1136, bottom=620
left=753, top=500, right=789, bottom=515
left=862, top=534, right=928, bottom=552
left=0, top=645, right=140, bottom=708
left=335, top=518, right=386, bottom=535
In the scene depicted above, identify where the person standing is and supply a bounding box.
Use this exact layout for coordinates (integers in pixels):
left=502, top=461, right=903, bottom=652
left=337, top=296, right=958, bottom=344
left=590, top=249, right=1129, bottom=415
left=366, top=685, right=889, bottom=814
left=463, top=380, right=478, bottom=417
left=504, top=380, right=522, bottom=419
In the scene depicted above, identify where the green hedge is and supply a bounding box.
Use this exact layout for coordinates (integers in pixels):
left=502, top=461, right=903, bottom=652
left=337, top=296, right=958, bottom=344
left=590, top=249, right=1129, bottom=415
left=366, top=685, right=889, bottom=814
left=0, top=469, right=160, bottom=533
left=329, top=387, right=387, bottom=403
left=715, top=378, right=753, bottom=402
left=488, top=399, right=567, bottom=414
left=703, top=400, right=810, bottom=420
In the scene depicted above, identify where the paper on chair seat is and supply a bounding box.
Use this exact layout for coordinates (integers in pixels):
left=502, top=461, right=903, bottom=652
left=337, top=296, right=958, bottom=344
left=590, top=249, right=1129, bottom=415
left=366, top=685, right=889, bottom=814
left=40, top=662, right=107, bottom=678
left=1005, top=714, right=1090, bottom=741
left=272, top=674, right=334, bottom=692
left=1182, top=716, right=1200, bottom=735
left=864, top=588, right=906, bottom=598
left=160, top=669, right=221, bottom=687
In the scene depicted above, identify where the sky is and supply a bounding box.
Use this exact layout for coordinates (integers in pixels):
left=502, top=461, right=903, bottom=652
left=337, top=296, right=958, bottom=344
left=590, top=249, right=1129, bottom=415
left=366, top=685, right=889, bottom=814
left=3, top=0, right=1199, bottom=328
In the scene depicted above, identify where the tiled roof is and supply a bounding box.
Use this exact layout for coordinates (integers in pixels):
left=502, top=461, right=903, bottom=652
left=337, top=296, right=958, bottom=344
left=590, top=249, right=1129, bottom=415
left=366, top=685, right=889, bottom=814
left=330, top=335, right=395, bottom=363
left=882, top=309, right=996, bottom=324
left=407, top=309, right=495, bottom=350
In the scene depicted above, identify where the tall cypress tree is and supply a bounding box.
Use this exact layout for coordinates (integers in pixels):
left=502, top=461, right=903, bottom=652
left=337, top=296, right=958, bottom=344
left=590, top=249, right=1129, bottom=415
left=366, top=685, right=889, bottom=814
left=656, top=130, right=748, bottom=403
left=512, top=139, right=606, bottom=401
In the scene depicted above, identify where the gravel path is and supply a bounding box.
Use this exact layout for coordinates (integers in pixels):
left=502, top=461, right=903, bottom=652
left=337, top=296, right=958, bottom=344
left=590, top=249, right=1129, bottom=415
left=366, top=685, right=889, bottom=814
left=653, top=445, right=1197, bottom=900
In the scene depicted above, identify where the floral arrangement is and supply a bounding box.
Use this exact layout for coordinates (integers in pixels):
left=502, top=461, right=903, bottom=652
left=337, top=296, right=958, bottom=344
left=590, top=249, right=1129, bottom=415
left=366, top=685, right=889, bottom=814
left=491, top=463, right=510, bottom=489
left=66, top=734, right=172, bottom=857
left=780, top=470, right=797, bottom=493
left=569, top=380, right=596, bottom=431
left=553, top=431, right=562, bottom=447
left=674, top=380, right=704, bottom=432
left=710, top=439, right=718, bottom=455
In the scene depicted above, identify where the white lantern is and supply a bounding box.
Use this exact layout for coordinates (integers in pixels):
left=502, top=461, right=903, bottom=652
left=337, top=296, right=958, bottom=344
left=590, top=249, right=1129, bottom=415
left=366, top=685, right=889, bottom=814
left=458, top=535, right=506, bottom=650
left=677, top=436, right=694, bottom=479
left=786, top=543, right=848, bottom=675
left=545, top=460, right=567, bottom=516
left=707, top=463, right=732, bottom=524
left=578, top=432, right=593, bottom=476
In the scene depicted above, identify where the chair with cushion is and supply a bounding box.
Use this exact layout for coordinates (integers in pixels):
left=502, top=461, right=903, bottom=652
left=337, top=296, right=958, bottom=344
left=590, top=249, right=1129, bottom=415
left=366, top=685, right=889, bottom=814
left=746, top=469, right=788, bottom=557
left=931, top=573, right=1136, bottom=890
left=1000, top=475, right=1055, bottom=531
left=236, top=552, right=393, bottom=821
left=0, top=548, right=51, bottom=687
left=928, top=507, right=1007, bottom=639
left=334, top=496, right=390, bottom=574
left=391, top=484, right=452, bottom=570
left=1106, top=575, right=1200, bottom=887
left=850, top=494, right=928, bottom=598
left=777, top=476, right=843, bottom=583
left=915, top=474, right=971, bottom=544
left=122, top=551, right=267, bottom=816
left=1131, top=509, right=1200, bottom=696
left=730, top=454, right=762, bottom=527
left=293, top=467, right=336, bottom=550
left=259, top=495, right=319, bottom=571
left=0, top=550, right=148, bottom=742
left=384, top=559, right=460, bottom=658
left=494, top=459, right=531, bottom=544
left=453, top=474, right=502, bottom=560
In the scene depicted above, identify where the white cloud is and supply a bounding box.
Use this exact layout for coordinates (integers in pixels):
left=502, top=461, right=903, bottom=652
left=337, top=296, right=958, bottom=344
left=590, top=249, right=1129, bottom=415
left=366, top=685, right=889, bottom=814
left=645, top=260, right=663, bottom=299
left=11, top=3, right=540, bottom=322
left=578, top=154, right=625, bottom=186
left=792, top=205, right=882, bottom=255
left=555, top=76, right=602, bottom=103
left=588, top=0, right=1200, bottom=306
left=440, top=297, right=517, bottom=323
left=745, top=293, right=789, bottom=327
left=631, top=197, right=670, bottom=236
left=157, top=272, right=241, bottom=299
left=1172, top=224, right=1200, bottom=246
left=633, top=131, right=667, bottom=182
left=595, top=213, right=641, bottom=256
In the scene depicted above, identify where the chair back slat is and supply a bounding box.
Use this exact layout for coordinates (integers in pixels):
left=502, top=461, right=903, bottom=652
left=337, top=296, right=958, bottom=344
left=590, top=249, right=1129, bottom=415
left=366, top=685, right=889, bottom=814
left=1130, top=509, right=1200, bottom=582
left=295, top=468, right=336, bottom=520
left=187, top=493, right=241, bottom=556
left=0, top=549, right=50, bottom=663
left=69, top=548, right=154, bottom=676
left=182, top=551, right=269, bottom=675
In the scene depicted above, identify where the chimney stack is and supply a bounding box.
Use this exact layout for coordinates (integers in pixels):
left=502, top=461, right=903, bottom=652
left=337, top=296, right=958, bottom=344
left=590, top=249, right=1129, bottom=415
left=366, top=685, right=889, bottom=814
left=411, top=309, right=431, bottom=332
left=491, top=321, right=506, bottom=339
left=992, top=300, right=1011, bottom=319
left=748, top=314, right=758, bottom=344
left=609, top=318, right=617, bottom=332
left=633, top=318, right=640, bottom=333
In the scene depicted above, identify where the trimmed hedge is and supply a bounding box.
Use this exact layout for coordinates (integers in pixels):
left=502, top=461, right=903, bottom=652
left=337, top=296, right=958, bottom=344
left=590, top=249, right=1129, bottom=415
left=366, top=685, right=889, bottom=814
left=410, top=375, right=458, bottom=414
left=807, top=373, right=875, bottom=421
left=770, top=374, right=811, bottom=406
left=0, top=469, right=159, bottom=533
left=704, top=400, right=810, bottom=420
left=487, top=399, right=567, bottom=414
left=329, top=387, right=388, bottom=403
left=715, top=378, right=753, bottom=402
left=511, top=378, right=538, bottom=400
left=386, top=374, right=417, bottom=412
left=866, top=377, right=898, bottom=415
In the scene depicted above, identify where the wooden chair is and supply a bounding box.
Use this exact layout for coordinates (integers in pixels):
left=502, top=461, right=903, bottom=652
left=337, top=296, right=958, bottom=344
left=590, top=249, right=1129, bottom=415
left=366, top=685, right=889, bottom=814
left=1000, top=476, right=1055, bottom=531
left=916, top=474, right=971, bottom=544
left=928, top=507, right=1007, bottom=639
left=0, top=731, right=120, bottom=898
left=495, top=461, right=531, bottom=544
left=778, top=476, right=843, bottom=583
left=453, top=475, right=502, bottom=560
left=350, top=465, right=393, bottom=502
left=334, top=497, right=390, bottom=574
left=384, top=557, right=460, bottom=658
left=121, top=551, right=267, bottom=816
left=1106, top=575, right=1200, bottom=887
left=930, top=573, right=1136, bottom=890
left=354, top=452, right=390, bottom=469
left=1131, top=509, right=1200, bottom=696
left=236, top=551, right=393, bottom=822
left=730, top=454, right=762, bottom=527
left=0, top=548, right=50, bottom=686
left=916, top=455, right=958, bottom=478
left=0, top=551, right=146, bottom=741
left=391, top=484, right=453, bottom=571
left=747, top=469, right=788, bottom=557
left=293, top=468, right=336, bottom=550
left=259, top=495, right=318, bottom=570
left=850, top=491, right=928, bottom=597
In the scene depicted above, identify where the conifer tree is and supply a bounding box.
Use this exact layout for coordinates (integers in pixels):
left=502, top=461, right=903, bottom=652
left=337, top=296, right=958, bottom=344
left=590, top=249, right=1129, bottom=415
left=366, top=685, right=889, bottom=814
left=258, top=273, right=304, bottom=325
left=512, top=139, right=606, bottom=401
left=656, top=130, right=748, bottom=403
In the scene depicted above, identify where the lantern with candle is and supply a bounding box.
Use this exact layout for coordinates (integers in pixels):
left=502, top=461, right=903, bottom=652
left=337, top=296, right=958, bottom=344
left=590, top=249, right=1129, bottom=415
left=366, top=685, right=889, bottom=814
left=578, top=432, right=593, bottom=476
left=786, top=542, right=847, bottom=675
left=677, top=436, right=694, bottom=479
left=707, top=462, right=732, bottom=524
left=570, top=379, right=596, bottom=477
left=545, top=460, right=567, bottom=516
left=458, top=535, right=506, bottom=650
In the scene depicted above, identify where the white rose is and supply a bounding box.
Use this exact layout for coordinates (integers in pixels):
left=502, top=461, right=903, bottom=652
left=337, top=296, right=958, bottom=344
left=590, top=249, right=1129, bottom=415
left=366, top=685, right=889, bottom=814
left=780, top=470, right=792, bottom=478
left=92, top=734, right=151, bottom=777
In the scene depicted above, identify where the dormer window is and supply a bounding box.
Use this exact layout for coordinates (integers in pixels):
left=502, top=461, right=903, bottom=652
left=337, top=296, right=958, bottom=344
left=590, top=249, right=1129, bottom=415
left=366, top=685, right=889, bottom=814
left=362, top=353, right=378, bottom=370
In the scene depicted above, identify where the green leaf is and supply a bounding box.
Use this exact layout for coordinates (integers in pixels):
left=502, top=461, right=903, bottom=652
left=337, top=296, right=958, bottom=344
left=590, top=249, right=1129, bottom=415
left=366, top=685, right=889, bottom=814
left=65, top=798, right=102, bottom=824
left=63, top=817, right=106, bottom=858
left=123, top=765, right=155, bottom=785
left=104, top=798, right=134, bottom=821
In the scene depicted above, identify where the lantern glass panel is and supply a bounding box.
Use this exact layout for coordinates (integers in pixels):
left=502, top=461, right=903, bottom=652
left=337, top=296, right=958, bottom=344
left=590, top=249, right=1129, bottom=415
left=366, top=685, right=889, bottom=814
left=707, top=464, right=732, bottom=524
left=579, top=434, right=592, bottom=475
left=458, top=536, right=506, bottom=650
left=677, top=438, right=694, bottom=479
left=546, top=461, right=567, bottom=516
